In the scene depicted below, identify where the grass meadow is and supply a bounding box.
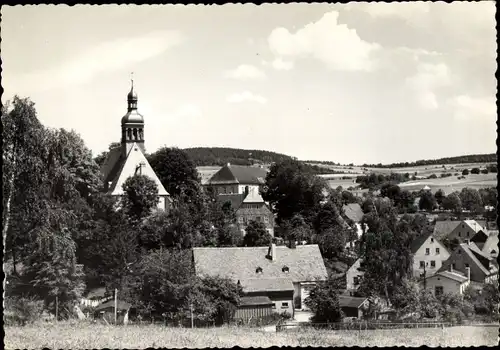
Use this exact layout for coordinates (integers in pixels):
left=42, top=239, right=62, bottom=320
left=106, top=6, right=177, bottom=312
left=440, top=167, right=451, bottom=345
left=5, top=321, right=498, bottom=348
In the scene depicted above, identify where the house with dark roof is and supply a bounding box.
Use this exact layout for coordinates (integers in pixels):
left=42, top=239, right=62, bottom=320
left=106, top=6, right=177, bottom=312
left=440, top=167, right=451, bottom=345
left=411, top=232, right=450, bottom=278
left=480, top=231, right=498, bottom=258
left=422, top=265, right=471, bottom=297
left=205, top=163, right=268, bottom=196
left=433, top=220, right=485, bottom=243
left=343, top=203, right=364, bottom=223
left=211, top=165, right=274, bottom=236
left=339, top=295, right=369, bottom=319
left=438, top=241, right=498, bottom=284
left=100, top=81, right=170, bottom=210
left=192, top=244, right=328, bottom=317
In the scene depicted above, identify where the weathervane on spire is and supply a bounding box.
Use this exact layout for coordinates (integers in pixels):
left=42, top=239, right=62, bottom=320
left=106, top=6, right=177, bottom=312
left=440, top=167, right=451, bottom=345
left=131, top=71, right=134, bottom=88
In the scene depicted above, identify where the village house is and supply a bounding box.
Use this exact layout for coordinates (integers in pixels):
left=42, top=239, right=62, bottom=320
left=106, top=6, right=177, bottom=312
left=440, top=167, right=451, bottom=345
left=100, top=80, right=170, bottom=210
left=345, top=258, right=363, bottom=295
left=438, top=241, right=498, bottom=285
left=342, top=203, right=364, bottom=250
left=207, top=164, right=275, bottom=236
left=433, top=219, right=487, bottom=243
left=205, top=163, right=267, bottom=196
left=410, top=232, right=450, bottom=278
left=422, top=266, right=471, bottom=296
left=338, top=295, right=369, bottom=319
left=192, top=243, right=328, bottom=319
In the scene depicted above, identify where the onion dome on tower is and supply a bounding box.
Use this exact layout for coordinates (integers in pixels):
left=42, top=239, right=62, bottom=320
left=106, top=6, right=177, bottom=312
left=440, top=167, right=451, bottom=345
left=121, top=77, right=145, bottom=153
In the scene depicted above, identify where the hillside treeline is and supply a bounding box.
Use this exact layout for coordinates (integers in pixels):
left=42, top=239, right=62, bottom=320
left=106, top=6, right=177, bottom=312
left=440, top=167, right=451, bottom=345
left=183, top=147, right=334, bottom=175
left=308, top=153, right=496, bottom=168
left=182, top=147, right=293, bottom=166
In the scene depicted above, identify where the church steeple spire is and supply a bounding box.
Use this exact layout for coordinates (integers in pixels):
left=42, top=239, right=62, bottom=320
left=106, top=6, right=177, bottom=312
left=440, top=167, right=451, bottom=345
left=127, top=72, right=138, bottom=111
left=121, top=73, right=145, bottom=154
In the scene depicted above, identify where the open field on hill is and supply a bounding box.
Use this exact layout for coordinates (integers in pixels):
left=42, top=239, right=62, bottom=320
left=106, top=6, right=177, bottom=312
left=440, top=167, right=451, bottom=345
left=5, top=322, right=498, bottom=348
left=309, top=162, right=494, bottom=177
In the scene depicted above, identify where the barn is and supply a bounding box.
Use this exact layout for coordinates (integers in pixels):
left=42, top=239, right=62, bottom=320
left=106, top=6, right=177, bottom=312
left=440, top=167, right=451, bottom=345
left=234, top=296, right=273, bottom=322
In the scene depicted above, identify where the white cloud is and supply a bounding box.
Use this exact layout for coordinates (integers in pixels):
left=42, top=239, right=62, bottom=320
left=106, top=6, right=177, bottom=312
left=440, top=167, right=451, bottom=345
left=267, top=11, right=381, bottom=72
left=227, top=91, right=267, bottom=104
left=347, top=2, right=431, bottom=21
left=449, top=95, right=496, bottom=121
left=272, top=58, right=294, bottom=71
left=225, top=64, right=266, bottom=80
left=10, top=30, right=184, bottom=93
left=406, top=62, right=451, bottom=109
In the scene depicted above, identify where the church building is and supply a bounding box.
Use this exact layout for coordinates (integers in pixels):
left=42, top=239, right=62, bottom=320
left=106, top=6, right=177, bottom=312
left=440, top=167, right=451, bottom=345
left=100, top=80, right=171, bottom=210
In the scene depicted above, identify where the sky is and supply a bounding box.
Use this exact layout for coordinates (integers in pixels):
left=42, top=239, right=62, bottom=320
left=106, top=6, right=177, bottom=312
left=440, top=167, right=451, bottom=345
left=1, top=3, right=497, bottom=165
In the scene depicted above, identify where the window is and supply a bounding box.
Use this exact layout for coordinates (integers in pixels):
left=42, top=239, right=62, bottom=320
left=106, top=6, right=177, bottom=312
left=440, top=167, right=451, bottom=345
left=353, top=276, right=360, bottom=286
left=430, top=261, right=436, bottom=268
left=264, top=216, right=269, bottom=223
left=272, top=303, right=276, bottom=309
left=420, top=261, right=425, bottom=268
left=435, top=286, right=444, bottom=296
left=238, top=217, right=243, bottom=223
left=282, top=266, right=289, bottom=273
left=465, top=263, right=469, bottom=268
left=281, top=302, right=289, bottom=308
left=256, top=216, right=261, bottom=222
left=436, top=248, right=440, bottom=254
left=430, top=238, right=434, bottom=243
left=467, top=231, right=470, bottom=237
left=256, top=267, right=263, bottom=274
left=459, top=232, right=462, bottom=237
left=425, top=248, right=430, bottom=255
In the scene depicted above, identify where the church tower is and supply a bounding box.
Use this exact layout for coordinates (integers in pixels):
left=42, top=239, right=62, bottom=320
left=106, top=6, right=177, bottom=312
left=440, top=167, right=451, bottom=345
left=121, top=78, right=145, bottom=154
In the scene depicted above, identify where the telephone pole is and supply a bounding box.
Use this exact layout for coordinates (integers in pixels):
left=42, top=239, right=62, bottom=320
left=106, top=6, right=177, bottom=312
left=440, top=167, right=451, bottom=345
left=114, top=288, right=118, bottom=325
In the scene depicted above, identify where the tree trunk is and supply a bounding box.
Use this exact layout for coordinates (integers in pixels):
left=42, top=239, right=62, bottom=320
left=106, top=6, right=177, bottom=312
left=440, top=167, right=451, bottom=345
left=2, top=167, right=16, bottom=254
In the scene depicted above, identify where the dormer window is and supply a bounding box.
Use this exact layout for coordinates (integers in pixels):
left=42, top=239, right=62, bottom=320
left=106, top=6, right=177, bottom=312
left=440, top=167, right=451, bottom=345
left=256, top=267, right=263, bottom=274
left=282, top=266, right=289, bottom=273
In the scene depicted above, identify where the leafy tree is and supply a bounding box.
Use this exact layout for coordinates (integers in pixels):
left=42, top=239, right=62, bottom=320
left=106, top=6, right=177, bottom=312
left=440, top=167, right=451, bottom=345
left=94, top=142, right=121, bottom=167
left=464, top=280, right=499, bottom=317
left=462, top=169, right=469, bottom=176
left=419, top=191, right=437, bottom=212
left=129, top=249, right=194, bottom=317
left=459, top=188, right=483, bottom=213
left=280, top=214, right=314, bottom=244
left=262, top=159, right=327, bottom=224
left=470, top=167, right=480, bottom=174
left=122, top=174, right=159, bottom=222
left=442, top=192, right=462, bottom=213
left=305, top=279, right=344, bottom=323
left=478, top=188, right=497, bottom=208
left=380, top=183, right=402, bottom=202
left=148, top=147, right=200, bottom=199
left=191, top=276, right=242, bottom=325
left=243, top=221, right=273, bottom=247
left=2, top=97, right=46, bottom=259
left=434, top=189, right=445, bottom=207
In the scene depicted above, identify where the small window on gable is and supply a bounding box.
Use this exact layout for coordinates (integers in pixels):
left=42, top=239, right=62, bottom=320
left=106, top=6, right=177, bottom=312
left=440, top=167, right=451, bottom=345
left=282, top=266, right=289, bottom=273
left=430, top=238, right=434, bottom=243
left=491, top=250, right=497, bottom=255
left=256, top=266, right=263, bottom=274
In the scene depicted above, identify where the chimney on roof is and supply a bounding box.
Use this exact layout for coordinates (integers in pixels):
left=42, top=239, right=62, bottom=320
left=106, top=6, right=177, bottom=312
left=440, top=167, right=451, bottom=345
left=465, top=239, right=470, bottom=245
left=449, top=264, right=453, bottom=273
left=465, top=266, right=470, bottom=282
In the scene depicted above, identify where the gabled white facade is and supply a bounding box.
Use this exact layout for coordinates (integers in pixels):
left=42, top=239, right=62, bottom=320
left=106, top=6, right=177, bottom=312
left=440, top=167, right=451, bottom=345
left=109, top=143, right=169, bottom=210
left=413, top=236, right=450, bottom=277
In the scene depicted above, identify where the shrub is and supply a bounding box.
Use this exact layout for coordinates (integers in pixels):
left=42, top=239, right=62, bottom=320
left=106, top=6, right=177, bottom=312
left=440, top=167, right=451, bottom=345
left=4, top=296, right=44, bottom=326
left=462, top=169, right=469, bottom=176
left=481, top=169, right=489, bottom=174
left=428, top=174, right=438, bottom=179
left=470, top=168, right=480, bottom=175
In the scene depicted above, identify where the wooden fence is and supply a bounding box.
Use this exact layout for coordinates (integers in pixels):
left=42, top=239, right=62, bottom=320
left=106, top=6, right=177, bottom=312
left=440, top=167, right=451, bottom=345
left=276, top=321, right=457, bottom=332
